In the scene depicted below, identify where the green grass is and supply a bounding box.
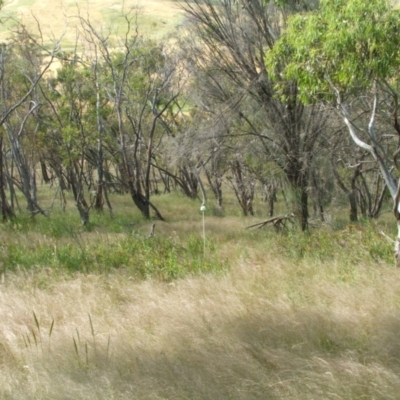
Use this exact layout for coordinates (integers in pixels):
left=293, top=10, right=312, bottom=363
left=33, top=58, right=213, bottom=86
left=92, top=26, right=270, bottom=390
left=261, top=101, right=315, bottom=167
left=273, top=221, right=393, bottom=265
left=0, top=214, right=224, bottom=280
left=0, top=188, right=395, bottom=293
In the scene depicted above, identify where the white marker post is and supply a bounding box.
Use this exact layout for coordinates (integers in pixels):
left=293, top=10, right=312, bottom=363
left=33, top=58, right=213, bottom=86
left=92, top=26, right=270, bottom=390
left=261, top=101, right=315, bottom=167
left=200, top=204, right=206, bottom=256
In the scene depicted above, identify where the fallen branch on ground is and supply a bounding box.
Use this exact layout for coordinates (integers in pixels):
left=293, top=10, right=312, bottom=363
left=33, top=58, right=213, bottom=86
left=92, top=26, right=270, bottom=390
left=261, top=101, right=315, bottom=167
left=246, top=213, right=295, bottom=230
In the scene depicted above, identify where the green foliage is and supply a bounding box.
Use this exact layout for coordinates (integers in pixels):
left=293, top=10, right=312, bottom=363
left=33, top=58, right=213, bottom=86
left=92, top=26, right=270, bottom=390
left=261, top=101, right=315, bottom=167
left=112, top=235, right=224, bottom=280
left=267, top=0, right=400, bottom=102
left=1, top=202, right=393, bottom=284
left=5, top=213, right=79, bottom=238
left=0, top=216, right=226, bottom=280
left=273, top=221, right=393, bottom=267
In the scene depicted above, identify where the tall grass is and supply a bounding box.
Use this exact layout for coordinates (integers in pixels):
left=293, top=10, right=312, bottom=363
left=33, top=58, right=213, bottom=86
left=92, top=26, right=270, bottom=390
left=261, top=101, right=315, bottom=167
left=1, top=242, right=400, bottom=399
left=0, top=191, right=399, bottom=399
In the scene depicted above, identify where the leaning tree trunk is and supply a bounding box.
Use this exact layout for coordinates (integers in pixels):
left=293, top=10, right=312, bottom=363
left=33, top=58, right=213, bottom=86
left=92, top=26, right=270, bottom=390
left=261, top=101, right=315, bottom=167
left=67, top=162, right=90, bottom=225
left=4, top=120, right=44, bottom=215
left=338, top=95, right=400, bottom=265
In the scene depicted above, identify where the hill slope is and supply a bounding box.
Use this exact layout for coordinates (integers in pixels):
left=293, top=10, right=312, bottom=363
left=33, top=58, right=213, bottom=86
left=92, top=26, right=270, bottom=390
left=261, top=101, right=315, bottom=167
left=0, top=0, right=184, bottom=45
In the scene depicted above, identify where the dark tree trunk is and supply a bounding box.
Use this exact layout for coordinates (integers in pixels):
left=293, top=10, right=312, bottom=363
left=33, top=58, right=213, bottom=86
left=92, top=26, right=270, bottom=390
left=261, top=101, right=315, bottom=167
left=286, top=163, right=309, bottom=231
left=128, top=182, right=164, bottom=221
left=40, top=160, right=51, bottom=184
left=349, top=192, right=358, bottom=222
left=300, top=187, right=309, bottom=231
left=0, top=137, right=14, bottom=221
left=68, top=165, right=90, bottom=225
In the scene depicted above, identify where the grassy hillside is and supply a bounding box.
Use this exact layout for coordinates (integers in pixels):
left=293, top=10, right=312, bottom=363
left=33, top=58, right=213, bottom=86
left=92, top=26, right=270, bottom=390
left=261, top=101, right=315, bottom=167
left=0, top=0, right=185, bottom=46
left=2, top=0, right=400, bottom=46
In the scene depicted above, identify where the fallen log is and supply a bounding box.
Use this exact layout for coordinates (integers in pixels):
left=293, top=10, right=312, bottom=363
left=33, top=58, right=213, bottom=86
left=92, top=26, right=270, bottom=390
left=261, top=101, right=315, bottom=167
left=246, top=213, right=295, bottom=230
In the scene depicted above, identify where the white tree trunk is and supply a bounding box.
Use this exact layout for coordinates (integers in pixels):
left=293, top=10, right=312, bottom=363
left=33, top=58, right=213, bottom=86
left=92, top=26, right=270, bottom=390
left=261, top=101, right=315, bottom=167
left=338, top=95, right=400, bottom=265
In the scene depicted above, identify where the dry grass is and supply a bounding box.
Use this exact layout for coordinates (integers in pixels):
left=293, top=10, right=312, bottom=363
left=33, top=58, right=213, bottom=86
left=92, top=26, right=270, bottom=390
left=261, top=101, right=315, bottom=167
left=0, top=0, right=185, bottom=46
left=0, top=230, right=400, bottom=399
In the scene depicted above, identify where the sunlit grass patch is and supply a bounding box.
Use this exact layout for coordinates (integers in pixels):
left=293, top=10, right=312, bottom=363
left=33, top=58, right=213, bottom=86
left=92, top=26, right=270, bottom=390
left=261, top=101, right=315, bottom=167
left=0, top=0, right=185, bottom=45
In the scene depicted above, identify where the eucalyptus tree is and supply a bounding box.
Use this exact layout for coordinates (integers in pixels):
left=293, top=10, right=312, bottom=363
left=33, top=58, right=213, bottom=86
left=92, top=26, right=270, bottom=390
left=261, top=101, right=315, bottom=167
left=0, top=26, right=62, bottom=218
left=267, top=0, right=400, bottom=261
left=73, top=21, right=118, bottom=216
left=179, top=0, right=327, bottom=230
left=46, top=58, right=99, bottom=224
left=77, top=13, right=185, bottom=220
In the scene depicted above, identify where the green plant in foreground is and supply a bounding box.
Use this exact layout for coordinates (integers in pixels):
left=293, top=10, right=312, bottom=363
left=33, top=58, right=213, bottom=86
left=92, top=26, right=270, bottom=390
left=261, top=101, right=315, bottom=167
left=271, top=222, right=393, bottom=266
left=2, top=232, right=226, bottom=281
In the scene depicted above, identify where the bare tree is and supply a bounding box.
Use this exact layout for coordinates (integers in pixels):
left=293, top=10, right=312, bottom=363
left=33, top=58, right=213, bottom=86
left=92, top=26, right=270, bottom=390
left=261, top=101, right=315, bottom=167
left=77, top=11, right=184, bottom=220
left=227, top=158, right=255, bottom=216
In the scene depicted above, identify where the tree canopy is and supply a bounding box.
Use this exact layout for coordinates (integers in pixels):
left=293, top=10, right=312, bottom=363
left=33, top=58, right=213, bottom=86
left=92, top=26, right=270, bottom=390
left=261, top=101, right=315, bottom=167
left=267, top=0, right=400, bottom=262
left=267, top=0, right=400, bottom=103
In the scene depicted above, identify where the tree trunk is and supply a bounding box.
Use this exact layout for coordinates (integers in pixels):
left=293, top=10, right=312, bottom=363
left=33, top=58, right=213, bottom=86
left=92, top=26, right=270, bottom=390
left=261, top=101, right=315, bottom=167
left=0, top=136, right=14, bottom=221
left=94, top=67, right=104, bottom=212
left=331, top=158, right=359, bottom=222
left=299, top=186, right=309, bottom=231
left=286, top=164, right=309, bottom=231
left=40, top=160, right=51, bottom=183
left=348, top=192, right=358, bottom=222
left=68, top=165, right=90, bottom=225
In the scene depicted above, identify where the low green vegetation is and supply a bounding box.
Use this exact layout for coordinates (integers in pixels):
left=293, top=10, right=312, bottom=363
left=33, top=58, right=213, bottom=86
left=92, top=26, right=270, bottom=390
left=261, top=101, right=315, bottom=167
left=3, top=230, right=223, bottom=280
left=0, top=201, right=225, bottom=280
left=0, top=189, right=395, bottom=283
